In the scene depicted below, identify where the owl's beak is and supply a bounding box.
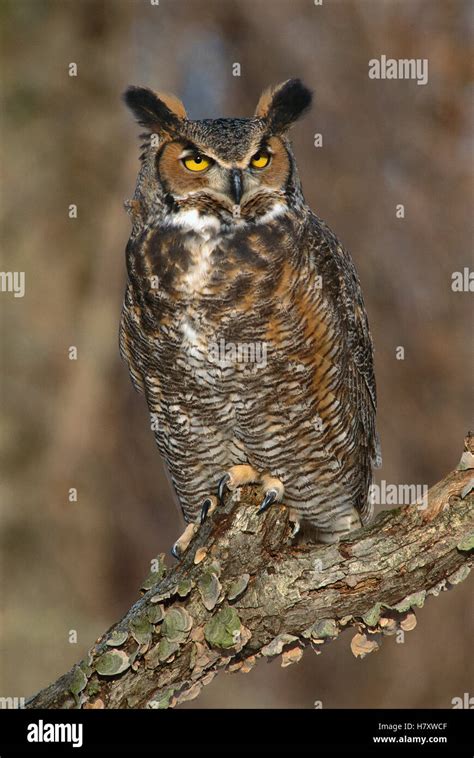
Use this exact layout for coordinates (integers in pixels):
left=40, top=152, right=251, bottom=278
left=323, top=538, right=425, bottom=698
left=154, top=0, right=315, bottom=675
left=229, top=169, right=243, bottom=205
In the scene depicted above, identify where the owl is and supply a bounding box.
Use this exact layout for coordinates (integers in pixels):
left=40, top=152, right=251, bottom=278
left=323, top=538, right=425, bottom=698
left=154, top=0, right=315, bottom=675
left=120, top=79, right=381, bottom=557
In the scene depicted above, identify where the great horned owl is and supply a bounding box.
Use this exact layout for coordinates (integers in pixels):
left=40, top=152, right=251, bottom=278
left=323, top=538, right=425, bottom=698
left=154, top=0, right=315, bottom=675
left=120, top=79, right=381, bottom=556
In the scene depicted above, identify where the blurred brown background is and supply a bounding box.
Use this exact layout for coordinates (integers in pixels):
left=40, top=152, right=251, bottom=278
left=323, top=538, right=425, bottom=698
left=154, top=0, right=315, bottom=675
left=1, top=0, right=473, bottom=708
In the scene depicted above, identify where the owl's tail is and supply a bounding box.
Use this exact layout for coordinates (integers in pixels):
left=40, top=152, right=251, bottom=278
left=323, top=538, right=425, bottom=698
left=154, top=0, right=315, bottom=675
left=307, top=507, right=362, bottom=545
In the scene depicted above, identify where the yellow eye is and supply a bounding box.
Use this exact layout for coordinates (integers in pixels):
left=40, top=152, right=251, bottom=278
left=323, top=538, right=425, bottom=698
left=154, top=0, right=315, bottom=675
left=250, top=151, right=271, bottom=169
left=183, top=154, right=211, bottom=172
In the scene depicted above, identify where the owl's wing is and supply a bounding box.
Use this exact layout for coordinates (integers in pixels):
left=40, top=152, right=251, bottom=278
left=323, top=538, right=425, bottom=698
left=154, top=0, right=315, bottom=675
left=119, top=283, right=146, bottom=395
left=306, top=212, right=381, bottom=517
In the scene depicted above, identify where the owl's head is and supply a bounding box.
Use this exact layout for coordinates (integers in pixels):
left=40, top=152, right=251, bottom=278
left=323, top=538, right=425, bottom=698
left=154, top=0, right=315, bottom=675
left=123, top=79, right=312, bottom=226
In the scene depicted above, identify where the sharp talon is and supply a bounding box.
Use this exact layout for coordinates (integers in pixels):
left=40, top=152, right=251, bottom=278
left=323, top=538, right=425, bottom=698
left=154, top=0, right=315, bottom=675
left=171, top=522, right=199, bottom=559
left=258, top=489, right=277, bottom=514
left=200, top=497, right=212, bottom=524
left=290, top=518, right=301, bottom=538
left=217, top=474, right=230, bottom=503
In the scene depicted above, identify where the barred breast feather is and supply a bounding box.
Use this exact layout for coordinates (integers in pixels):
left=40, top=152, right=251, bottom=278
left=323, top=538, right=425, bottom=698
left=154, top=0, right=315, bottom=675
left=120, top=207, right=380, bottom=540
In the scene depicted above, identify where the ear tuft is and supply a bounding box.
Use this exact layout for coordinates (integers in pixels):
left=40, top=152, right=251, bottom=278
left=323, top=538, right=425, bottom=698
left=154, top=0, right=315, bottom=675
left=155, top=91, right=187, bottom=120
left=123, top=86, right=186, bottom=133
left=255, top=79, right=312, bottom=134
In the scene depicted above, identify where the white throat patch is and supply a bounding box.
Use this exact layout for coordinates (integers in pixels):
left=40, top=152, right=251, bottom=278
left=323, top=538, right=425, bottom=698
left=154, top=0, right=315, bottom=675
left=167, top=201, right=287, bottom=237
left=166, top=208, right=221, bottom=236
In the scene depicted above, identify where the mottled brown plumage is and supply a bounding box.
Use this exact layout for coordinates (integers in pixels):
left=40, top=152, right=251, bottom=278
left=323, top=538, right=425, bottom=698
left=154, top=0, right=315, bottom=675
left=120, top=79, right=381, bottom=552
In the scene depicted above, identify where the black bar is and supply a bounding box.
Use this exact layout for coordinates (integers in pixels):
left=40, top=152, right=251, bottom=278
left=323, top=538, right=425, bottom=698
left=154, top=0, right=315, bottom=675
left=0, top=708, right=471, bottom=756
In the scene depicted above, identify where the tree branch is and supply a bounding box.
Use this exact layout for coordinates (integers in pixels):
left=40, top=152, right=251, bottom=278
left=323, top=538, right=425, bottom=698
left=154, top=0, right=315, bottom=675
left=26, top=435, right=474, bottom=709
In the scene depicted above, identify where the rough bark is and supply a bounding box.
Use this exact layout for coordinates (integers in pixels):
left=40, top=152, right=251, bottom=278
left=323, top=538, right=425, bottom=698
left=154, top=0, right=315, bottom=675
left=26, top=435, right=474, bottom=710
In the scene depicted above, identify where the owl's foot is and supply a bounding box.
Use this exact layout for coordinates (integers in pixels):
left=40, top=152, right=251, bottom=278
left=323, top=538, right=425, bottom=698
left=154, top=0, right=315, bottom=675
left=172, top=496, right=219, bottom=559
left=199, top=495, right=218, bottom=524
left=257, top=473, right=285, bottom=514
left=216, top=464, right=260, bottom=506
left=173, top=471, right=289, bottom=558
left=212, top=466, right=285, bottom=517
left=288, top=507, right=301, bottom=537
left=171, top=522, right=199, bottom=559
